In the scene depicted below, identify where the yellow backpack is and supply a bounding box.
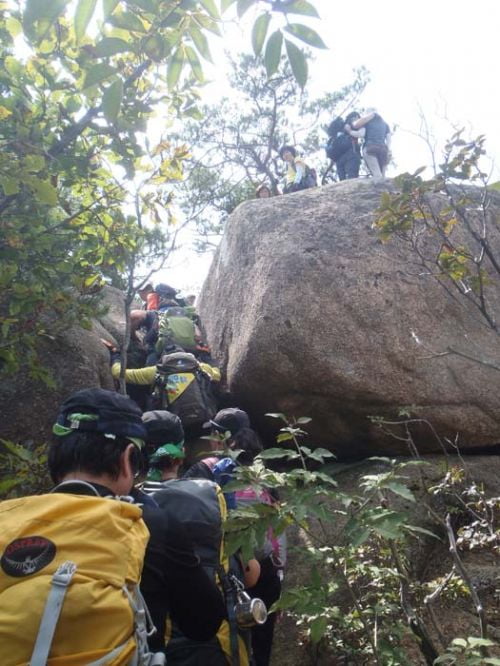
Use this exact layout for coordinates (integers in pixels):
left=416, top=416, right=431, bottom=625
left=0, top=484, right=160, bottom=666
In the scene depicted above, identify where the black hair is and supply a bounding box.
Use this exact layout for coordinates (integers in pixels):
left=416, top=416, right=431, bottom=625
left=279, top=145, right=296, bottom=159
left=231, top=428, right=263, bottom=466
left=148, top=456, right=180, bottom=473
left=327, top=117, right=344, bottom=137
left=345, top=111, right=361, bottom=125
left=48, top=431, right=142, bottom=484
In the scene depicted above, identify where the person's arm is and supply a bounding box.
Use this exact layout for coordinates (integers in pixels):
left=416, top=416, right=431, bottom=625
left=352, top=112, right=375, bottom=129
left=345, top=125, right=365, bottom=138
left=111, top=362, right=156, bottom=385
left=385, top=128, right=392, bottom=151
left=140, top=508, right=226, bottom=649
left=293, top=160, right=305, bottom=184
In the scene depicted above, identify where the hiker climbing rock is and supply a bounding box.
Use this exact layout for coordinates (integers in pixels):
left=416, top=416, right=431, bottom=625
left=325, top=113, right=362, bottom=180
left=184, top=407, right=285, bottom=666
left=0, top=388, right=226, bottom=664
left=106, top=345, right=220, bottom=438
left=140, top=410, right=264, bottom=666
left=280, top=145, right=317, bottom=194
left=346, top=108, right=392, bottom=179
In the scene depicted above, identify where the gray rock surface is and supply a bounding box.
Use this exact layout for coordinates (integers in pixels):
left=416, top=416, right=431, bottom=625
left=0, top=286, right=122, bottom=444
left=198, top=179, right=500, bottom=456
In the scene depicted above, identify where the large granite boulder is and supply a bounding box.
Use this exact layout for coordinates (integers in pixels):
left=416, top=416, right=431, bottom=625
left=198, top=179, right=500, bottom=456
left=0, top=286, right=123, bottom=445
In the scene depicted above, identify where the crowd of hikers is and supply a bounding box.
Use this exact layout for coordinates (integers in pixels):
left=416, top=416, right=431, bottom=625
left=258, top=108, right=391, bottom=197
left=0, top=282, right=286, bottom=666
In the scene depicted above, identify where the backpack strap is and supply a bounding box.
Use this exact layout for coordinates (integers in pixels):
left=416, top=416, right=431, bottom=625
left=219, top=568, right=241, bottom=666
left=30, top=561, right=77, bottom=666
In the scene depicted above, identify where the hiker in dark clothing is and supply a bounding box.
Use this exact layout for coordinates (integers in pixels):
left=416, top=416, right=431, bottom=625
left=47, top=389, right=226, bottom=654
left=184, top=408, right=284, bottom=666
left=325, top=113, right=362, bottom=181
left=346, top=109, right=391, bottom=179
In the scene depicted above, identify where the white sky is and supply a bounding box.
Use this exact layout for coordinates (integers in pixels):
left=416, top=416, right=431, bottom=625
left=157, top=0, right=500, bottom=295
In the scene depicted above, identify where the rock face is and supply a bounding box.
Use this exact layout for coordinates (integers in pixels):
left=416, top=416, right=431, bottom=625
left=0, top=286, right=123, bottom=445
left=198, top=179, right=500, bottom=456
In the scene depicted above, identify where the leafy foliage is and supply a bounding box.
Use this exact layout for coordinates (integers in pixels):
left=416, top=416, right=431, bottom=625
left=0, top=439, right=51, bottom=499
left=0, top=0, right=324, bottom=377
left=374, top=132, right=500, bottom=369
left=225, top=413, right=500, bottom=664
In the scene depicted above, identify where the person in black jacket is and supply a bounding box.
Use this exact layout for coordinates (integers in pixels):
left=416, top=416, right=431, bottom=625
left=48, top=388, right=226, bottom=653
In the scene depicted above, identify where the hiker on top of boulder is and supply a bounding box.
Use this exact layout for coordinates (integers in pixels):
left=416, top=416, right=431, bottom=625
left=256, top=184, right=272, bottom=198
left=0, top=388, right=226, bottom=665
left=325, top=113, right=362, bottom=181
left=183, top=407, right=285, bottom=666
left=345, top=108, right=392, bottom=179
left=279, top=145, right=317, bottom=194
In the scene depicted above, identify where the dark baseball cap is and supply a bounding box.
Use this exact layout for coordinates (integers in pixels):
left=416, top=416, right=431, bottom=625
left=203, top=408, right=250, bottom=436
left=53, top=388, right=146, bottom=444
left=142, top=410, right=184, bottom=447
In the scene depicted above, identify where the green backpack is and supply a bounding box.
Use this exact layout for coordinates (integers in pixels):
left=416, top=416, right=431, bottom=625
left=155, top=306, right=197, bottom=353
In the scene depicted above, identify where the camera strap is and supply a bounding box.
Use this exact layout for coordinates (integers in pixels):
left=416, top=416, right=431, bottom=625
left=219, top=569, right=241, bottom=666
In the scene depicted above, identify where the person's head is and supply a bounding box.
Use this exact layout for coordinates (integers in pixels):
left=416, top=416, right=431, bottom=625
left=203, top=408, right=262, bottom=464
left=155, top=283, right=177, bottom=300
left=345, top=111, right=360, bottom=126
left=279, top=145, right=296, bottom=163
left=256, top=185, right=271, bottom=199
left=327, top=117, right=344, bottom=137
left=142, top=411, right=185, bottom=480
left=49, top=388, right=147, bottom=495
left=138, top=283, right=153, bottom=302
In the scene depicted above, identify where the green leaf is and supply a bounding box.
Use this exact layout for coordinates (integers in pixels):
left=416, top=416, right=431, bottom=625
left=75, top=0, right=98, bottom=43
left=200, top=0, right=221, bottom=19
left=386, top=481, right=415, bottom=502
left=93, top=37, right=132, bottom=57
left=24, top=0, right=69, bottom=30
left=310, top=616, right=328, bottom=644
left=237, top=0, right=254, bottom=18
left=264, top=29, right=283, bottom=77
left=108, top=10, right=146, bottom=32
left=82, top=63, right=116, bottom=89
left=284, top=38, right=307, bottom=88
left=6, top=17, right=23, bottom=38
left=185, top=46, right=204, bottom=82
left=220, top=0, right=237, bottom=10
left=488, top=181, right=500, bottom=192
left=103, top=0, right=120, bottom=20
left=276, top=432, right=293, bottom=443
left=282, top=0, right=319, bottom=18
left=0, top=478, right=21, bottom=495
left=265, top=412, right=287, bottom=422
left=284, top=23, right=327, bottom=48
left=296, top=416, right=312, bottom=424
left=1, top=439, right=34, bottom=462
left=0, top=177, right=20, bottom=196
left=189, top=25, right=212, bottom=61
left=29, top=179, right=58, bottom=205
left=259, top=448, right=299, bottom=460
left=102, top=78, right=123, bottom=122
left=167, top=46, right=185, bottom=90
left=251, top=12, right=271, bottom=55
left=404, top=525, right=440, bottom=540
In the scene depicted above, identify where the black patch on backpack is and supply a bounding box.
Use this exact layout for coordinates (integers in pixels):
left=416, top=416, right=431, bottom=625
left=1, top=536, right=56, bottom=577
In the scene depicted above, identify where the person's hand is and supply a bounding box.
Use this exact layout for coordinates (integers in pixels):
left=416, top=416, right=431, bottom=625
left=100, top=338, right=118, bottom=353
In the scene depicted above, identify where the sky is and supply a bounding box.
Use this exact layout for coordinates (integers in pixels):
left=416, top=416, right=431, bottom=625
left=157, top=0, right=500, bottom=295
